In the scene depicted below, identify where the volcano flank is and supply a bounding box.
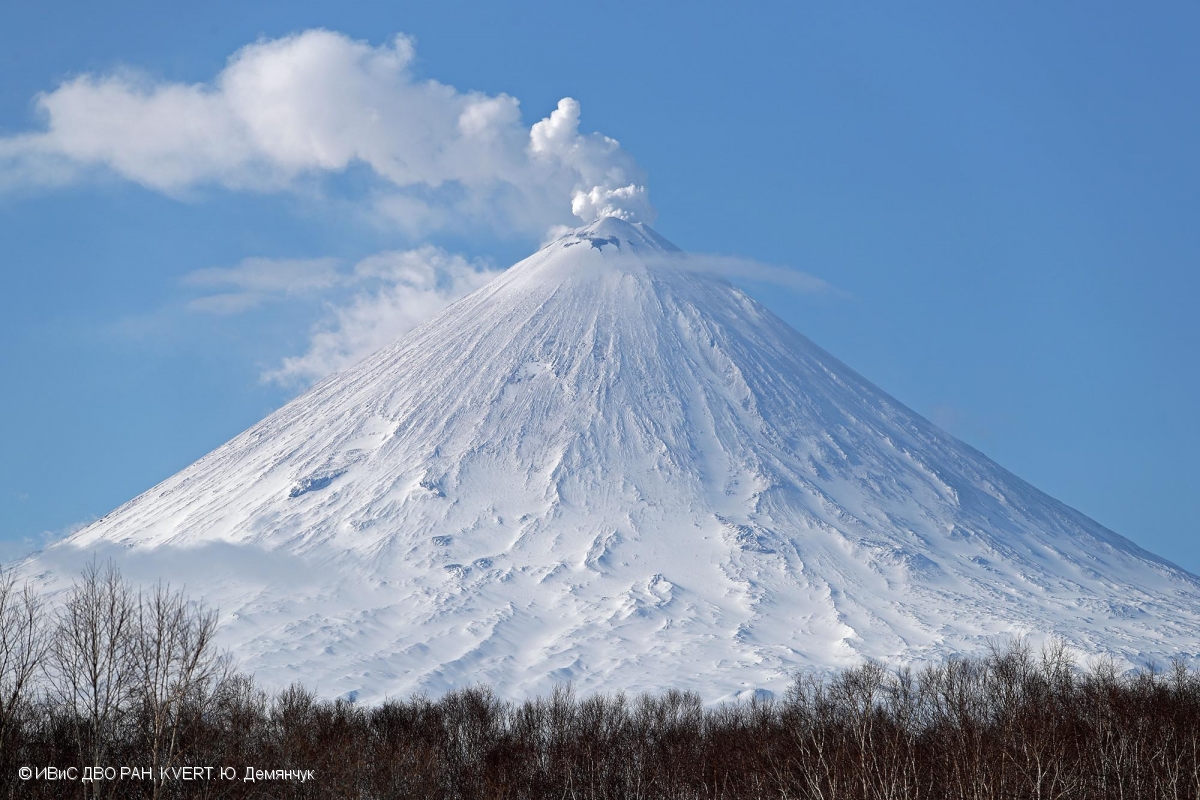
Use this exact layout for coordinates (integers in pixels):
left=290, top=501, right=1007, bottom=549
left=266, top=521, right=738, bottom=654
left=41, top=217, right=1200, bottom=701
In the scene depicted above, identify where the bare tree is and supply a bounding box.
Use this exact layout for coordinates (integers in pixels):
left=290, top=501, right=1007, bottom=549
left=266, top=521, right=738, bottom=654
left=46, top=560, right=137, bottom=798
left=134, top=581, right=229, bottom=800
left=0, top=565, right=47, bottom=745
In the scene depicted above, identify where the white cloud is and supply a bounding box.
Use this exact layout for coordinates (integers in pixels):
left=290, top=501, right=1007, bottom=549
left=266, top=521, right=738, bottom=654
left=183, top=256, right=343, bottom=314
left=0, top=518, right=93, bottom=565
left=175, top=247, right=498, bottom=385
left=668, top=253, right=841, bottom=295
left=252, top=247, right=500, bottom=386
left=0, top=30, right=654, bottom=234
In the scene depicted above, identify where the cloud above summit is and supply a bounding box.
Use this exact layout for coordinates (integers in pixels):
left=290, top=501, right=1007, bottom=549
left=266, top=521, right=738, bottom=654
left=0, top=29, right=653, bottom=234
left=173, top=248, right=502, bottom=386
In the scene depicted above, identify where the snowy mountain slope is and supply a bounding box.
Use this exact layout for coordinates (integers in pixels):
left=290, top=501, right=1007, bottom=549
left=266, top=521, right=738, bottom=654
left=33, top=217, right=1200, bottom=701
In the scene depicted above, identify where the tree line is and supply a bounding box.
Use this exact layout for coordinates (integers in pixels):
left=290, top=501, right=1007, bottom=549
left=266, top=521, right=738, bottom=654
left=2, top=562, right=1199, bottom=799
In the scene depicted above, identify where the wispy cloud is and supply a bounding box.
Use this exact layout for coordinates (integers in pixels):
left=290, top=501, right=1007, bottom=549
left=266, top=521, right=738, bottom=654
left=183, top=257, right=343, bottom=314
left=0, top=30, right=653, bottom=235
left=176, top=248, right=501, bottom=386
left=672, top=253, right=843, bottom=295
left=264, top=248, right=499, bottom=385
left=0, top=518, right=94, bottom=565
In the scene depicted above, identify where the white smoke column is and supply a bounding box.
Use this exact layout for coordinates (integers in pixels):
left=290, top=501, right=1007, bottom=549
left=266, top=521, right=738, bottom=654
left=0, top=30, right=655, bottom=232
left=528, top=98, right=654, bottom=223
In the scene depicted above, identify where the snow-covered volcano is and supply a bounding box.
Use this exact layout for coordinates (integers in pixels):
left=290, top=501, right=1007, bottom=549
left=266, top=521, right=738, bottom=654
left=38, top=217, right=1200, bottom=700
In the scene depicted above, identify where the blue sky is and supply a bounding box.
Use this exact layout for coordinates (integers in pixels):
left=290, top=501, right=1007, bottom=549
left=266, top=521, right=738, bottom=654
left=2, top=2, right=1198, bottom=572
